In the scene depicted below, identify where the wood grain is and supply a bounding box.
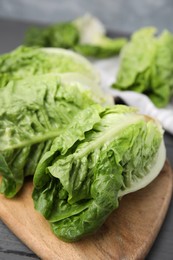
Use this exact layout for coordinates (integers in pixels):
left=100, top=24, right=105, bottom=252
left=0, top=161, right=172, bottom=260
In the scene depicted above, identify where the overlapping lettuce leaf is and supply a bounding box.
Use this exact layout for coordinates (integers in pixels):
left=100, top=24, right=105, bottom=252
left=33, top=105, right=165, bottom=242
left=0, top=74, right=98, bottom=198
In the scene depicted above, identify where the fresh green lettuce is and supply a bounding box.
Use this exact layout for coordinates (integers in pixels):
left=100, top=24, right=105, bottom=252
left=112, top=27, right=173, bottom=107
left=0, top=74, right=98, bottom=198
left=33, top=105, right=165, bottom=242
left=24, top=14, right=127, bottom=58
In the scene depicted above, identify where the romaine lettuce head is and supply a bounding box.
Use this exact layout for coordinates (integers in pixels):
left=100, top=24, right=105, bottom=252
left=24, top=14, right=127, bottom=58
left=112, top=27, right=173, bottom=107
left=0, top=74, right=99, bottom=198
left=33, top=105, right=165, bottom=242
left=0, top=46, right=100, bottom=88
left=73, top=13, right=127, bottom=58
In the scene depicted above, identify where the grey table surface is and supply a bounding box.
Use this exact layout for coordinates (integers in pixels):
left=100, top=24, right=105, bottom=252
left=0, top=18, right=173, bottom=260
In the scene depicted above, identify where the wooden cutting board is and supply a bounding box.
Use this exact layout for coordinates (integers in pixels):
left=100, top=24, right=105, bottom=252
left=0, top=160, right=172, bottom=260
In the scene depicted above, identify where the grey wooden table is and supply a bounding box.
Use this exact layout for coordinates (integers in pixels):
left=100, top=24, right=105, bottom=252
left=0, top=18, right=173, bottom=260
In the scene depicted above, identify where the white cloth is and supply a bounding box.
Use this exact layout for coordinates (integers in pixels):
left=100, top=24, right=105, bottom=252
left=92, top=57, right=173, bottom=135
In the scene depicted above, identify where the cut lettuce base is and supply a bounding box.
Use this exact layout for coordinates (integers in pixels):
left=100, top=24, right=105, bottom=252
left=118, top=139, right=166, bottom=197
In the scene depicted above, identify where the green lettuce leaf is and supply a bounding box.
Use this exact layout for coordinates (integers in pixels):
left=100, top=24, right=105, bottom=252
left=73, top=37, right=127, bottom=58
left=0, top=74, right=98, bottom=198
left=33, top=105, right=165, bottom=242
left=112, top=27, right=173, bottom=107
